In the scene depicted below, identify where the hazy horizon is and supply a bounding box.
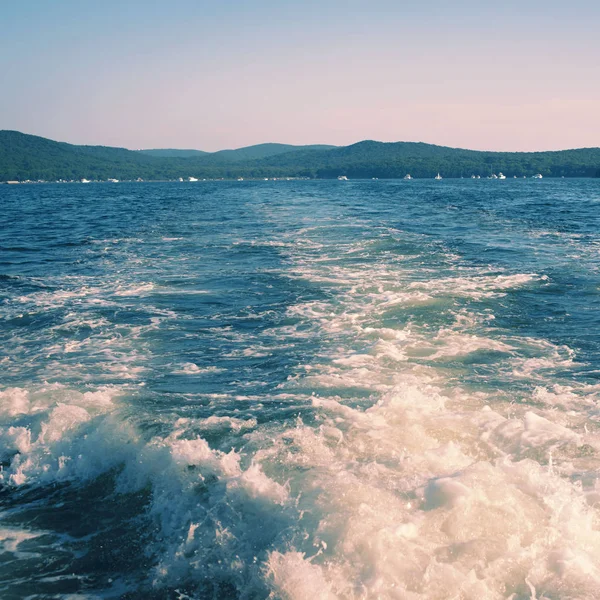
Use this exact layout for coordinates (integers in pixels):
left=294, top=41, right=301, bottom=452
left=2, top=0, right=599, bottom=152
left=5, top=128, right=600, bottom=154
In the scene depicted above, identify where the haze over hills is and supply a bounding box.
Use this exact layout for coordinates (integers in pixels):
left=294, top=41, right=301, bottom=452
left=138, top=143, right=337, bottom=161
left=1, top=130, right=599, bottom=181
left=137, top=149, right=209, bottom=158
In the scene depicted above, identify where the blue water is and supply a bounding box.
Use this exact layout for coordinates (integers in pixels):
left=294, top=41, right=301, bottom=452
left=1, top=179, right=600, bottom=599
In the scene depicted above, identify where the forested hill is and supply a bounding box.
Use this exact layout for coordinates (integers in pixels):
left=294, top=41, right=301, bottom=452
left=1, top=130, right=599, bottom=181
left=260, top=141, right=600, bottom=179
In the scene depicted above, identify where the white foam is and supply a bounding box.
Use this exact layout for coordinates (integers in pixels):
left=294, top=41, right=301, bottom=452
left=0, top=388, right=30, bottom=418
left=195, top=415, right=257, bottom=432
left=266, top=551, right=337, bottom=600
left=0, top=385, right=126, bottom=486
left=258, top=385, right=600, bottom=599
left=409, top=272, right=540, bottom=300
left=114, top=282, right=154, bottom=296
left=174, top=363, right=225, bottom=375
left=532, top=384, right=599, bottom=410
left=0, top=525, right=45, bottom=558
left=512, top=340, right=576, bottom=378
left=427, top=332, right=514, bottom=360
left=481, top=410, right=581, bottom=458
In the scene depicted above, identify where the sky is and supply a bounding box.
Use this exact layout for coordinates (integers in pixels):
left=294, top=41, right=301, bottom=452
left=1, top=0, right=599, bottom=151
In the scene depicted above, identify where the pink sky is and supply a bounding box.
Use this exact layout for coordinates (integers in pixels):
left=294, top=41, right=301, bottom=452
left=2, top=0, right=599, bottom=151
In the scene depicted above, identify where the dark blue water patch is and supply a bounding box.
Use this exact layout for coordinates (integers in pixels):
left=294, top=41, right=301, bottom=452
left=1, top=309, right=63, bottom=331
left=0, top=472, right=153, bottom=599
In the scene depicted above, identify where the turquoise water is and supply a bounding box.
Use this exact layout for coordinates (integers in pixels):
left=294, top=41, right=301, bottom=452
left=1, top=179, right=600, bottom=599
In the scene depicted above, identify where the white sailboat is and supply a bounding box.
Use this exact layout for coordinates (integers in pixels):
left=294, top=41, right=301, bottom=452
left=404, top=174, right=412, bottom=180
left=434, top=173, right=442, bottom=180
left=498, top=172, right=506, bottom=179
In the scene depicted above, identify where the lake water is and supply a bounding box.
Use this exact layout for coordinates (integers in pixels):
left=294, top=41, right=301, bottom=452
left=1, top=179, right=600, bottom=599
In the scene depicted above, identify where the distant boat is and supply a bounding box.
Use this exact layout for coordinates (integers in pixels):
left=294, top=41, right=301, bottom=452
left=434, top=173, right=442, bottom=180
left=498, top=172, right=506, bottom=179
left=404, top=174, right=412, bottom=180
left=237, top=177, right=244, bottom=181
left=108, top=178, right=119, bottom=183
left=188, top=177, right=198, bottom=182
left=490, top=174, right=498, bottom=179
left=532, top=173, right=543, bottom=179
left=337, top=175, right=348, bottom=181
left=81, top=178, right=90, bottom=183
left=178, top=177, right=184, bottom=182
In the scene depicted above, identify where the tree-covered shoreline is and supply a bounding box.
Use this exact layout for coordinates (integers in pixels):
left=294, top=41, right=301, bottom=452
left=2, top=130, right=599, bottom=182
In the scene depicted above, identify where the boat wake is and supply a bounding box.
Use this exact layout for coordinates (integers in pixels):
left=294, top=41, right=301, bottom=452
left=1, top=182, right=599, bottom=599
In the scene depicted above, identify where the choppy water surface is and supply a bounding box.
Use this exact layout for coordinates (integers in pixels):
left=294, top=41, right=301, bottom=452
left=1, top=179, right=600, bottom=599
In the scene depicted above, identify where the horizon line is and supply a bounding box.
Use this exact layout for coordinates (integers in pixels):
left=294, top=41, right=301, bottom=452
left=2, top=128, right=600, bottom=155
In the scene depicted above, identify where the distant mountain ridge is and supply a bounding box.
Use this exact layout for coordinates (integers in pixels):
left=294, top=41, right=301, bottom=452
left=137, top=149, right=208, bottom=158
left=137, top=143, right=337, bottom=161
left=1, top=130, right=599, bottom=181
